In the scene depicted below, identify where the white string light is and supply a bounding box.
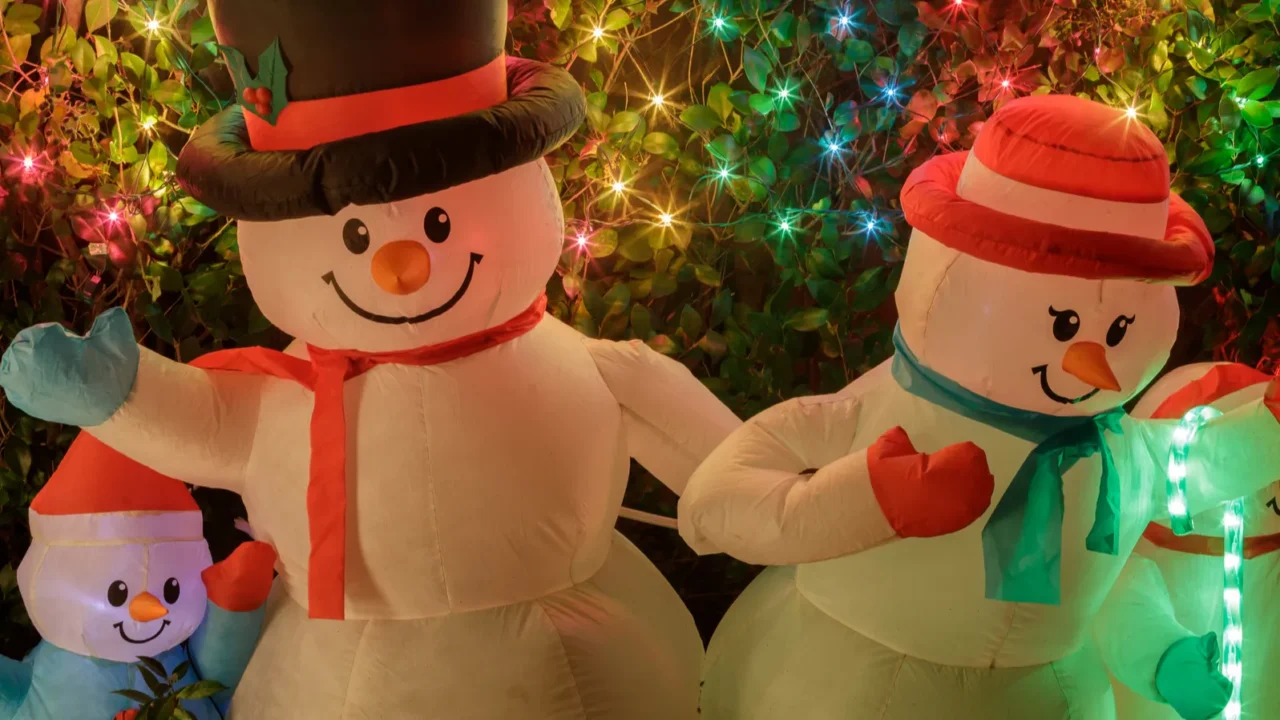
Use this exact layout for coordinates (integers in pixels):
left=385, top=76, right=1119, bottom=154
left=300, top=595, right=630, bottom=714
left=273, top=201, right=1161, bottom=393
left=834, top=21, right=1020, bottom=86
left=1166, top=405, right=1244, bottom=720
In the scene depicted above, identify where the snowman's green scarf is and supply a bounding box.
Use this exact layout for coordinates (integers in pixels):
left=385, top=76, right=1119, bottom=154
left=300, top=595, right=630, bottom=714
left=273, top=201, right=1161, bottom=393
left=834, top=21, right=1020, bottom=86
left=891, top=326, right=1124, bottom=605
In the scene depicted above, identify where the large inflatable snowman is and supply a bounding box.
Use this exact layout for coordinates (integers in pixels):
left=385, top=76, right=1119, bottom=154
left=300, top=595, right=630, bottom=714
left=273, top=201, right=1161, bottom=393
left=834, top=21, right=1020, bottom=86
left=1096, top=361, right=1280, bottom=720
left=0, top=1, right=740, bottom=717
left=678, top=95, right=1280, bottom=719
left=0, top=434, right=274, bottom=719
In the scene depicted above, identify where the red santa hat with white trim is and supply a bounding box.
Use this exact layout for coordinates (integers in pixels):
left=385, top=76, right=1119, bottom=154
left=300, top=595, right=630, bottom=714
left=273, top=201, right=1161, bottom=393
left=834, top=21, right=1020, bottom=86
left=901, top=94, right=1213, bottom=284
left=29, top=434, right=203, bottom=547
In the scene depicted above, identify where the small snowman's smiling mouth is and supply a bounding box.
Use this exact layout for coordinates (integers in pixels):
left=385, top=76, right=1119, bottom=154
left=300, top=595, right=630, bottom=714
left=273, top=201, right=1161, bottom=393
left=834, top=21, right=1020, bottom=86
left=114, top=620, right=169, bottom=645
left=1031, top=365, right=1100, bottom=405
left=322, top=252, right=484, bottom=325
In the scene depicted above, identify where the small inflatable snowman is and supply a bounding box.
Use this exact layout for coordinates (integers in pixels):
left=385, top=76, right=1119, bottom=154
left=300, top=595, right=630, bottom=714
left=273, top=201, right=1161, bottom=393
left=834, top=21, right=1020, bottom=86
left=0, top=1, right=739, bottom=717
left=0, top=434, right=274, bottom=719
left=679, top=95, right=1280, bottom=719
left=1096, top=362, right=1280, bottom=720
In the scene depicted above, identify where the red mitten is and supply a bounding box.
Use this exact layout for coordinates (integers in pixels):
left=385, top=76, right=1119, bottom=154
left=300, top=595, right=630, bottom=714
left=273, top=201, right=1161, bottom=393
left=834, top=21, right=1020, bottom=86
left=1266, top=378, right=1279, bottom=423
left=201, top=541, right=277, bottom=612
left=867, top=426, right=995, bottom=538
left=113, top=711, right=138, bottom=720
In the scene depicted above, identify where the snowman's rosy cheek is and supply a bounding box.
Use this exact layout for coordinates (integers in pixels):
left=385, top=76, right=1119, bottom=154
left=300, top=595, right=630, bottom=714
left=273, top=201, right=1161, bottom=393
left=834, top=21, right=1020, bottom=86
left=107, top=580, right=128, bottom=607
left=424, top=207, right=451, bottom=244
left=343, top=218, right=371, bottom=254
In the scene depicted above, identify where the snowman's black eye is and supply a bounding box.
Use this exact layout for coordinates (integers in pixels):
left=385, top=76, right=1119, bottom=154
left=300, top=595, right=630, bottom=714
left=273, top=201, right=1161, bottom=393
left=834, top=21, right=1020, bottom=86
left=343, top=218, right=371, bottom=254
left=1107, top=315, right=1135, bottom=347
left=424, top=207, right=451, bottom=244
left=163, top=578, right=181, bottom=604
left=1048, top=307, right=1081, bottom=342
left=107, top=580, right=128, bottom=607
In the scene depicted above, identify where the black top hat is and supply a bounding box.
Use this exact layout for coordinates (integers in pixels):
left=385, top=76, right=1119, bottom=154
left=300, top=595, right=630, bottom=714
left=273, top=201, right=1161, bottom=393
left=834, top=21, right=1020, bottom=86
left=175, top=0, right=586, bottom=221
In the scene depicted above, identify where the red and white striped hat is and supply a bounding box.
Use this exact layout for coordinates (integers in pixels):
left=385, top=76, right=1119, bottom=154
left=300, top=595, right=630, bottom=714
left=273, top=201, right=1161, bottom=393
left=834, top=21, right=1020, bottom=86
left=901, top=95, right=1213, bottom=285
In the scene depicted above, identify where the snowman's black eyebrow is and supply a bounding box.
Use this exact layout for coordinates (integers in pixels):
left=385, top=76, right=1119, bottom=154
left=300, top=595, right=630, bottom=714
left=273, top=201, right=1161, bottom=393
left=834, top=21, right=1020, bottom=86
left=1047, top=306, right=1077, bottom=317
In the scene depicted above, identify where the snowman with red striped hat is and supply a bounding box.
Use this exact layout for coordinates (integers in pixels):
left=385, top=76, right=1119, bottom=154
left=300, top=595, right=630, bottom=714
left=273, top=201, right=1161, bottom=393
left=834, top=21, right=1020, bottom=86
left=680, top=94, right=1280, bottom=719
left=0, top=1, right=738, bottom=717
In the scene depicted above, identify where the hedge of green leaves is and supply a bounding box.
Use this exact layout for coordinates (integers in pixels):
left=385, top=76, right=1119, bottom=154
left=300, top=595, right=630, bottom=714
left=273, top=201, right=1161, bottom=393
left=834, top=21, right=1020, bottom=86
left=0, top=0, right=1276, bottom=660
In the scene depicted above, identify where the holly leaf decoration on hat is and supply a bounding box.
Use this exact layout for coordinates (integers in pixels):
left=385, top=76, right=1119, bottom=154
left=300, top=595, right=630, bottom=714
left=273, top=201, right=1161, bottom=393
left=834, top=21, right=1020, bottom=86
left=220, top=38, right=289, bottom=125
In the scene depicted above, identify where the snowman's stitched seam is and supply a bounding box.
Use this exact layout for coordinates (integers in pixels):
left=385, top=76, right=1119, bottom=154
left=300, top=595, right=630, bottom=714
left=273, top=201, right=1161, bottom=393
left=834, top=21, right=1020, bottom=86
left=417, top=371, right=453, bottom=609
left=874, top=653, right=907, bottom=719
left=338, top=620, right=373, bottom=719
left=532, top=598, right=588, bottom=718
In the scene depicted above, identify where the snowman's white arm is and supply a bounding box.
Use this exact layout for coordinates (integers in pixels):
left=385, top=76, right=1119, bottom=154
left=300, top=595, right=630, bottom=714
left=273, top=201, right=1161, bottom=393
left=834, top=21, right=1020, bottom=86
left=87, top=347, right=264, bottom=491
left=1092, top=553, right=1193, bottom=703
left=677, top=394, right=899, bottom=563
left=1139, top=395, right=1280, bottom=517
left=584, top=339, right=741, bottom=495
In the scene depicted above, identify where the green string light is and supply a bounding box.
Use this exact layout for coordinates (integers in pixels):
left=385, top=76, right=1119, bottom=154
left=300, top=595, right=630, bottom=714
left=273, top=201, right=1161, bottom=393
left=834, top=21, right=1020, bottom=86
left=1166, top=405, right=1244, bottom=720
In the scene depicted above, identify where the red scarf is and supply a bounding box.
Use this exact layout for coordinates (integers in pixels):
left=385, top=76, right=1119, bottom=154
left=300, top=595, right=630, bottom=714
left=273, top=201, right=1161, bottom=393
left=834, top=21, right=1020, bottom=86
left=191, top=295, right=547, bottom=620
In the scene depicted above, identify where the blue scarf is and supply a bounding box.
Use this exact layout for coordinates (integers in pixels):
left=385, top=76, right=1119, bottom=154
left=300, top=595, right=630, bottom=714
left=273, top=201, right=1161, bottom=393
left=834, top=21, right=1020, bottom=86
left=890, top=326, right=1124, bottom=605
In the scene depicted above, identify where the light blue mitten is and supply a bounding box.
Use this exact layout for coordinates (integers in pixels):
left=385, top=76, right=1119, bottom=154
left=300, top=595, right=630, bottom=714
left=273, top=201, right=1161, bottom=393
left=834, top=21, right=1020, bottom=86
left=1156, top=632, right=1233, bottom=720
left=0, top=308, right=140, bottom=426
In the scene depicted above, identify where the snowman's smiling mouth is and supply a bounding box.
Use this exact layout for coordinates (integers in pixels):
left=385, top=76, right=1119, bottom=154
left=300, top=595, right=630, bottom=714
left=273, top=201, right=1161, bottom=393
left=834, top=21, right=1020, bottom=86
left=1032, top=365, right=1100, bottom=405
left=322, top=252, right=483, bottom=325
left=114, top=620, right=169, bottom=644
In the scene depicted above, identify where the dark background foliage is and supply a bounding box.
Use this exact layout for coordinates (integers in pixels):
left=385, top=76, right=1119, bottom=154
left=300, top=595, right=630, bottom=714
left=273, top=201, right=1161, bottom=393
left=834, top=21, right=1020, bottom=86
left=1, top=0, right=1277, bottom=658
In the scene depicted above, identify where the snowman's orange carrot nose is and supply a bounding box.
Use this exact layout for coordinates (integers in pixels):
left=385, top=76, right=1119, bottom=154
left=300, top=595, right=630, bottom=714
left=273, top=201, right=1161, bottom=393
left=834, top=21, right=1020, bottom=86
left=1061, top=341, right=1121, bottom=392
left=371, top=240, right=431, bottom=295
left=128, top=592, right=168, bottom=623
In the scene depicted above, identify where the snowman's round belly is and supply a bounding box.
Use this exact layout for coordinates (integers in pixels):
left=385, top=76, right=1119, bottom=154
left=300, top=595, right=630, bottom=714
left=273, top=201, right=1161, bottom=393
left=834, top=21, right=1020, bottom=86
left=229, top=532, right=701, bottom=720
left=795, top=523, right=1127, bottom=667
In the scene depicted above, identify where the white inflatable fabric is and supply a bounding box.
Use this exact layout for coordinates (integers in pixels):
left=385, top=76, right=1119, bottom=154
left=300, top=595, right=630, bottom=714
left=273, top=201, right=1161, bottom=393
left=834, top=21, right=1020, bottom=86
left=681, top=233, right=1280, bottom=719
left=86, top=160, right=741, bottom=718
left=1100, top=363, right=1280, bottom=720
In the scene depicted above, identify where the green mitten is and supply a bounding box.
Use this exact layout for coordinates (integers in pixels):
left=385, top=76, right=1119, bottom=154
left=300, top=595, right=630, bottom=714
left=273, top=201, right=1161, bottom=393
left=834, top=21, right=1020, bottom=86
left=1155, top=632, right=1232, bottom=720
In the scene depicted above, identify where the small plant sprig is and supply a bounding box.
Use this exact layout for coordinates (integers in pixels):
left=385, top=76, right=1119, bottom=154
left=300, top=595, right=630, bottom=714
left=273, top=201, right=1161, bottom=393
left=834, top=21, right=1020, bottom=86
left=110, top=655, right=227, bottom=720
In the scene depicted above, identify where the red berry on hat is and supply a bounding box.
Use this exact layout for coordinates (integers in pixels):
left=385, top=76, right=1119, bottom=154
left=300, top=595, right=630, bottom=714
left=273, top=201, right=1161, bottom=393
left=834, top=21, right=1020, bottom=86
left=255, top=87, right=273, bottom=105
left=241, top=87, right=255, bottom=104
left=255, top=102, right=272, bottom=117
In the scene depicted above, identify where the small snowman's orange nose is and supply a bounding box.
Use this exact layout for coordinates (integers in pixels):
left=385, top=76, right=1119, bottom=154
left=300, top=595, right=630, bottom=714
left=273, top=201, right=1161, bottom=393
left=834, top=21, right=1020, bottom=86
left=371, top=240, right=431, bottom=295
left=1061, top=341, right=1121, bottom=392
left=128, top=592, right=168, bottom=623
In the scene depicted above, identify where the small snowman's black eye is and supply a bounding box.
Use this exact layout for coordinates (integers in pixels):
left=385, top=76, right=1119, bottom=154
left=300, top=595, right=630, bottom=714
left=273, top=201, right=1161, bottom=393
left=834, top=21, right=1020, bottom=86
left=1048, top=307, right=1081, bottom=342
left=163, top=578, right=181, bottom=604
left=107, top=580, right=128, bottom=607
left=1107, top=315, right=1135, bottom=347
left=424, top=207, right=451, bottom=244
left=343, top=218, right=371, bottom=254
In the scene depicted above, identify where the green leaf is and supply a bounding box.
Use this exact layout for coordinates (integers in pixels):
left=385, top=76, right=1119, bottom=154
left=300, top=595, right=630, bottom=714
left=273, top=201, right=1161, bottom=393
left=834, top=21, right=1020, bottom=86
left=1237, top=68, right=1279, bottom=101
left=175, top=679, right=229, bottom=700
left=642, top=132, right=679, bottom=157
left=70, top=39, right=95, bottom=75
left=548, top=0, right=571, bottom=29
left=588, top=228, right=618, bottom=258
left=785, top=308, right=830, bottom=332
left=708, top=83, right=733, bottom=121
left=1184, top=148, right=1235, bottom=175
left=748, top=156, right=777, bottom=186
left=694, top=265, right=722, bottom=287
left=748, top=93, right=775, bottom=115
left=618, top=232, right=654, bottom=262
left=84, top=0, right=118, bottom=33
left=607, top=111, right=642, bottom=134
left=1219, top=94, right=1242, bottom=132
left=152, top=79, right=189, bottom=105
left=602, top=9, right=631, bottom=31
left=148, top=140, right=170, bottom=174
left=190, top=15, right=215, bottom=44
left=897, top=21, right=927, bottom=57
left=744, top=47, right=771, bottom=92
left=776, top=112, right=800, bottom=132
left=679, top=105, right=721, bottom=131
left=4, top=3, right=43, bottom=35
left=111, top=689, right=154, bottom=703
left=1242, top=100, right=1273, bottom=128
